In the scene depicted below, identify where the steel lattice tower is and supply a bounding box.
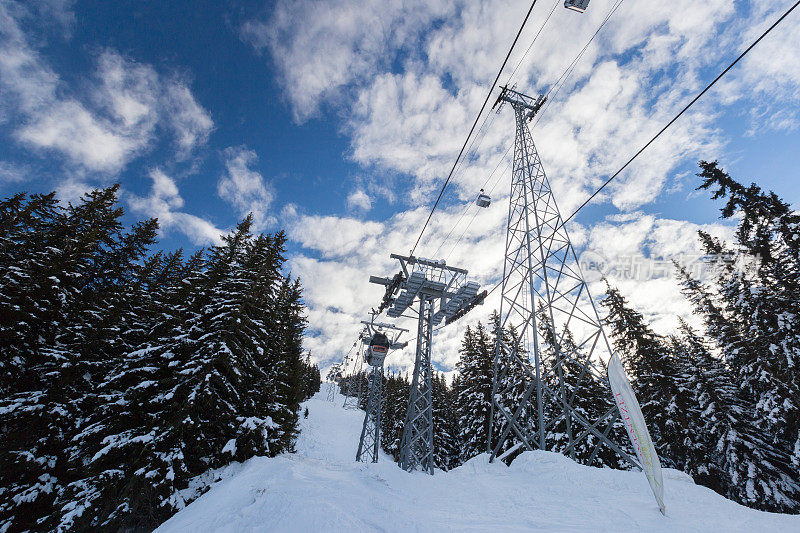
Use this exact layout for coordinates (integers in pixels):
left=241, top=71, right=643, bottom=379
left=399, top=296, right=435, bottom=473
left=325, top=380, right=336, bottom=402
left=325, top=363, right=341, bottom=402
left=356, top=365, right=384, bottom=462
left=488, top=86, right=637, bottom=466
left=356, top=320, right=407, bottom=463
left=372, top=254, right=482, bottom=474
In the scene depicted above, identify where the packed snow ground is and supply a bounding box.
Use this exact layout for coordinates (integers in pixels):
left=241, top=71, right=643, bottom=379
left=158, top=390, right=800, bottom=532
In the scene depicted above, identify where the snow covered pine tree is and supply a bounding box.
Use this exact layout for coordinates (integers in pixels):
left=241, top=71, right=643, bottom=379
left=0, top=188, right=311, bottom=530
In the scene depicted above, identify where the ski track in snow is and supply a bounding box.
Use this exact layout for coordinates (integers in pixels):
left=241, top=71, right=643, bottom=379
left=157, top=391, right=800, bottom=532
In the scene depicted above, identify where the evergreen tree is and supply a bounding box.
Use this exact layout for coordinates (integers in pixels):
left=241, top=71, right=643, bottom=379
left=686, top=161, right=800, bottom=472
left=671, top=322, right=800, bottom=512
left=380, top=372, right=409, bottom=462
left=601, top=284, right=700, bottom=471
left=0, top=187, right=158, bottom=531
left=488, top=314, right=532, bottom=462
left=432, top=373, right=458, bottom=470
left=537, top=306, right=628, bottom=468
left=454, top=323, right=494, bottom=463
left=298, top=353, right=322, bottom=401
left=0, top=187, right=312, bottom=530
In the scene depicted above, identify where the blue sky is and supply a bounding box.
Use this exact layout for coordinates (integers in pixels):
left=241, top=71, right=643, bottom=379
left=2, top=0, right=799, bottom=373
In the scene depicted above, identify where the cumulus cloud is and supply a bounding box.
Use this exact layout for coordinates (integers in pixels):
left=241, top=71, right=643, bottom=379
left=218, top=146, right=275, bottom=230
left=0, top=3, right=213, bottom=174
left=241, top=0, right=454, bottom=122
left=164, top=83, right=214, bottom=158
left=128, top=168, right=224, bottom=245
left=288, top=213, right=384, bottom=259
left=289, top=198, right=739, bottom=373
left=244, top=0, right=800, bottom=220
left=346, top=189, right=372, bottom=212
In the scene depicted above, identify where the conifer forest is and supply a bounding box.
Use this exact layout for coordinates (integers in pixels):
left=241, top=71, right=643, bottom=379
left=0, top=187, right=320, bottom=530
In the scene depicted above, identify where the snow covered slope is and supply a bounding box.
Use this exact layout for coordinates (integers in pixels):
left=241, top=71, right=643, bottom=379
left=157, top=391, right=800, bottom=532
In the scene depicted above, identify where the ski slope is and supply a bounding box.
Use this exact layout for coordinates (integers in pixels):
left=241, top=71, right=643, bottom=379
left=158, top=390, right=800, bottom=532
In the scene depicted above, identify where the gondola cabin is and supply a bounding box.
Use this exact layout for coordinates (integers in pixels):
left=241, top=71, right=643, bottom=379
left=564, top=0, right=590, bottom=13
left=476, top=189, right=491, bottom=208
left=366, top=332, right=390, bottom=366
left=333, top=372, right=343, bottom=384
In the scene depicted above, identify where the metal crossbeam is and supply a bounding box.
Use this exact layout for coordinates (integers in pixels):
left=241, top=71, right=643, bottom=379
left=488, top=87, right=638, bottom=468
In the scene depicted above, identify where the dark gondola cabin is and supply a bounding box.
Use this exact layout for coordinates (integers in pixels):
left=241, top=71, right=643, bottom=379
left=564, top=0, right=590, bottom=13
left=476, top=189, right=491, bottom=208
left=366, top=332, right=390, bottom=366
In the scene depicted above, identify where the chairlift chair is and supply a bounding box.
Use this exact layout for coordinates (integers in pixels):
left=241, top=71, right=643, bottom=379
left=476, top=189, right=491, bottom=208
left=565, top=0, right=590, bottom=13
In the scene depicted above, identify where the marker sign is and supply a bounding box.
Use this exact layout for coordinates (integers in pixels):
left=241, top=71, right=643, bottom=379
left=608, top=353, right=665, bottom=515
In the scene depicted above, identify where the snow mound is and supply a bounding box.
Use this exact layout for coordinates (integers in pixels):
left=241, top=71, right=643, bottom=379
left=157, top=391, right=800, bottom=532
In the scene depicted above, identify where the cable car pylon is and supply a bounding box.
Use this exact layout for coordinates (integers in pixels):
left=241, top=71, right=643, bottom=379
left=488, top=86, right=651, bottom=470
left=325, top=363, right=342, bottom=402
left=371, top=254, right=483, bottom=474
left=355, top=317, right=408, bottom=463
left=343, top=329, right=369, bottom=410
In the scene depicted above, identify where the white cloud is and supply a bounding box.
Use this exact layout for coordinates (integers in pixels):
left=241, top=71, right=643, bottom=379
left=241, top=0, right=454, bottom=122
left=247, top=0, right=800, bottom=221
left=0, top=4, right=213, bottom=174
left=164, top=83, right=214, bottom=158
left=0, top=161, right=27, bottom=183
left=128, top=168, right=224, bottom=246
left=218, top=146, right=275, bottom=230
left=17, top=100, right=143, bottom=172
left=346, top=189, right=372, bottom=211
left=286, top=187, right=741, bottom=373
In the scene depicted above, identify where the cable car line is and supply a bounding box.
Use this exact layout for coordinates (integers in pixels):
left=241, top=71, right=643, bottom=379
left=504, top=0, right=561, bottom=87
left=467, top=0, right=800, bottom=315
left=430, top=142, right=513, bottom=258
left=425, top=0, right=557, bottom=258
left=423, top=0, right=560, bottom=258
left=444, top=156, right=512, bottom=262
left=424, top=0, right=616, bottom=261
left=531, top=0, right=624, bottom=128
left=560, top=0, right=800, bottom=228
left=409, top=0, right=541, bottom=258
left=369, top=0, right=799, bottom=367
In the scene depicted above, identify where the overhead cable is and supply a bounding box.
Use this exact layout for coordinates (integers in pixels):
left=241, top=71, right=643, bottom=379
left=409, top=0, right=541, bottom=257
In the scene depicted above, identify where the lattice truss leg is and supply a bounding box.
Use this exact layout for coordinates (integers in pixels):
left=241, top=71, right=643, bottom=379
left=399, top=297, right=435, bottom=474
left=356, top=366, right=384, bottom=463
left=489, top=97, right=637, bottom=468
